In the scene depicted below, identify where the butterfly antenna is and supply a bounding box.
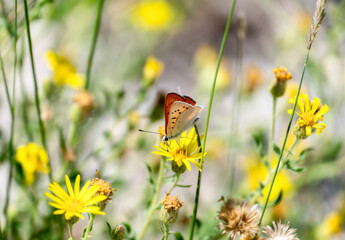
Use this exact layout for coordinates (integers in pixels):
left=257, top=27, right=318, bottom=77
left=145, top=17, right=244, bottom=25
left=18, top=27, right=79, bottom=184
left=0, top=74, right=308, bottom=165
left=138, top=129, right=160, bottom=135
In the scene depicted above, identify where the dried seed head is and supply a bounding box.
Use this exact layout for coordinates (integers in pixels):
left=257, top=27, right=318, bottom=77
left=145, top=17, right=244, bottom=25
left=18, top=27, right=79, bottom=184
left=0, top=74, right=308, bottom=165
left=160, top=193, right=184, bottom=224
left=90, top=174, right=117, bottom=210
left=263, top=221, right=299, bottom=240
left=217, top=197, right=260, bottom=240
left=306, top=0, right=327, bottom=50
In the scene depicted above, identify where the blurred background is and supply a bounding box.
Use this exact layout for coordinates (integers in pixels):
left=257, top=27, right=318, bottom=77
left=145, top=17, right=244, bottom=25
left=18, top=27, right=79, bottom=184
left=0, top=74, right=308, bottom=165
left=0, top=0, right=344, bottom=239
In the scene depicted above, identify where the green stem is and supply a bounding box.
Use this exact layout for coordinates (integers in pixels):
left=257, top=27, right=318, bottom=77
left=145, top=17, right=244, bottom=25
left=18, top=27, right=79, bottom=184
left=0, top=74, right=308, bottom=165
left=1, top=50, right=15, bottom=239
left=23, top=0, right=53, bottom=181
left=259, top=50, right=310, bottom=225
left=68, top=223, right=75, bottom=240
left=189, top=0, right=237, bottom=239
left=268, top=96, right=277, bottom=164
left=167, top=174, right=180, bottom=194
left=164, top=223, right=169, bottom=240
left=83, top=214, right=95, bottom=240
left=85, top=0, right=104, bottom=90
left=138, top=157, right=166, bottom=240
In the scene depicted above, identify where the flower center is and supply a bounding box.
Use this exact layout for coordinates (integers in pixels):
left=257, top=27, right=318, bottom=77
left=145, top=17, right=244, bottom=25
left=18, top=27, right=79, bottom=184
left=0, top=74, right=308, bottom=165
left=65, top=198, right=84, bottom=212
left=171, top=148, right=188, bottom=166
left=300, top=112, right=316, bottom=126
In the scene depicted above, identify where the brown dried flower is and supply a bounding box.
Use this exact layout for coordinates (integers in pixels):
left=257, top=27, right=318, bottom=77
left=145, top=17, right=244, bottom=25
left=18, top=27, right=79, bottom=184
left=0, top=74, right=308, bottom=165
left=90, top=172, right=117, bottom=210
left=73, top=90, right=95, bottom=118
left=160, top=193, right=184, bottom=224
left=217, top=197, right=260, bottom=240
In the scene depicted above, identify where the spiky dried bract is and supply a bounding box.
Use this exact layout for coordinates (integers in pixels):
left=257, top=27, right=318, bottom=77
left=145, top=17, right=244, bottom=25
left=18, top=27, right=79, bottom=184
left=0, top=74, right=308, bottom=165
left=217, top=197, right=260, bottom=240
left=306, top=0, right=327, bottom=50
left=263, top=221, right=299, bottom=240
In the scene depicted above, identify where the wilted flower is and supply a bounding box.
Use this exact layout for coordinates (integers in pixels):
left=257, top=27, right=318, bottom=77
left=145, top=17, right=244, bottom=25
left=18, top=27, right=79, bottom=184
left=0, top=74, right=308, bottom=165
left=152, top=128, right=206, bottom=172
left=160, top=193, right=184, bottom=224
left=45, top=175, right=107, bottom=222
left=288, top=94, right=329, bottom=138
left=45, top=50, right=84, bottom=89
left=73, top=90, right=96, bottom=118
left=90, top=173, right=117, bottom=210
left=263, top=221, right=299, bottom=240
left=217, top=197, right=260, bottom=240
left=131, top=0, right=175, bottom=31
left=16, top=143, right=49, bottom=185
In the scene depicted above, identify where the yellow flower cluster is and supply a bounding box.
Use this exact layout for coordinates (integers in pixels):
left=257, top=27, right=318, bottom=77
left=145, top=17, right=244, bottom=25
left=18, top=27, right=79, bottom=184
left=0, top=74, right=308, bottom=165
left=273, top=66, right=292, bottom=83
left=16, top=143, right=50, bottom=185
left=288, top=94, right=329, bottom=137
left=45, top=50, right=84, bottom=89
left=131, top=0, right=175, bottom=31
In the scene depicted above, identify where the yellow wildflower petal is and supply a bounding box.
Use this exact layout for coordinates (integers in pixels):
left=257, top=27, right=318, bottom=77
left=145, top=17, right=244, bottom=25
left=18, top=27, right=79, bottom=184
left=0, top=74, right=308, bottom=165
left=182, top=159, right=192, bottom=171
left=315, top=104, right=329, bottom=120
left=74, top=175, right=80, bottom=198
left=53, top=209, right=65, bottom=215
left=186, top=158, right=202, bottom=171
left=65, top=175, right=74, bottom=198
left=306, top=126, right=312, bottom=136
left=79, top=180, right=91, bottom=199
left=311, top=97, right=321, bottom=113
left=45, top=192, right=65, bottom=205
left=85, top=195, right=107, bottom=206
left=301, top=94, right=311, bottom=111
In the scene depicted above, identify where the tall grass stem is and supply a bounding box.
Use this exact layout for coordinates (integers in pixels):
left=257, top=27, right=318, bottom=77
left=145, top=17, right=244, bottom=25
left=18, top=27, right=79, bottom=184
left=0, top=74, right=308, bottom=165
left=85, top=0, right=104, bottom=90
left=23, top=0, right=53, bottom=181
left=189, top=0, right=237, bottom=239
left=268, top=96, right=277, bottom=164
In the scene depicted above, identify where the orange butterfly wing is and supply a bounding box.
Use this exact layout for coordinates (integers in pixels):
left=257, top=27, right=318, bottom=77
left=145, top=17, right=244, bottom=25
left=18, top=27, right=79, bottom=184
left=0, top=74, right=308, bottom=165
left=164, top=93, right=196, bottom=133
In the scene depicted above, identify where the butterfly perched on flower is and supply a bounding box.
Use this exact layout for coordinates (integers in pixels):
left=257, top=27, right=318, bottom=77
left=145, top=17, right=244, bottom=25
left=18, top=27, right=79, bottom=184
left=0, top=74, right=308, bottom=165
left=162, top=92, right=203, bottom=141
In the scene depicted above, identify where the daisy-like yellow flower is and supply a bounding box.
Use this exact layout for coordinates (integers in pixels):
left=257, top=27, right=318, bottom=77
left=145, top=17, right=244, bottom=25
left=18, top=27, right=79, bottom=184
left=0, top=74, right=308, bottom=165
left=45, top=50, right=84, bottom=90
left=46, top=175, right=107, bottom=220
left=142, top=56, right=164, bottom=87
left=152, top=128, right=206, bottom=172
left=288, top=94, right=329, bottom=137
left=131, top=0, right=175, bottom=31
left=16, top=143, right=49, bottom=185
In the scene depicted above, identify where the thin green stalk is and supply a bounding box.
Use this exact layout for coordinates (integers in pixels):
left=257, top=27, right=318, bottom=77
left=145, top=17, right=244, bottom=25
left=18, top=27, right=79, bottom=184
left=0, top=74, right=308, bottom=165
left=164, top=223, right=169, bottom=240
left=189, top=0, right=237, bottom=239
left=268, top=96, right=277, bottom=164
left=85, top=0, right=104, bottom=90
left=68, top=223, right=75, bottom=240
left=83, top=214, right=95, bottom=240
left=138, top=157, right=166, bottom=240
left=23, top=0, right=52, bottom=181
left=259, top=51, right=310, bottom=225
left=167, top=174, right=180, bottom=194
left=1, top=51, right=15, bottom=238
left=2, top=1, right=17, bottom=235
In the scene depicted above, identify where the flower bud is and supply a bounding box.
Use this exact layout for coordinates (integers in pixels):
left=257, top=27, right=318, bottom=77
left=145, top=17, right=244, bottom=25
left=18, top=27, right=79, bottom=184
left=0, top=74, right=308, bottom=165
left=65, top=216, right=79, bottom=225
left=269, top=66, right=292, bottom=98
left=111, top=224, right=126, bottom=240
left=293, top=122, right=308, bottom=139
left=171, top=160, right=186, bottom=174
left=73, top=91, right=95, bottom=119
left=159, top=193, right=183, bottom=224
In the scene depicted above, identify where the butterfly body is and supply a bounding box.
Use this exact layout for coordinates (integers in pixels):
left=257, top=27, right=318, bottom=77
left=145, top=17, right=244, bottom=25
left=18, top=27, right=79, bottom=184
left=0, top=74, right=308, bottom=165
left=163, top=93, right=202, bottom=141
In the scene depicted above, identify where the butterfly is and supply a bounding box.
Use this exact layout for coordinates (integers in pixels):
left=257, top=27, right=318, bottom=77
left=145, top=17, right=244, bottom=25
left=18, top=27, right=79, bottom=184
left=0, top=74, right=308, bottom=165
left=162, top=92, right=203, bottom=141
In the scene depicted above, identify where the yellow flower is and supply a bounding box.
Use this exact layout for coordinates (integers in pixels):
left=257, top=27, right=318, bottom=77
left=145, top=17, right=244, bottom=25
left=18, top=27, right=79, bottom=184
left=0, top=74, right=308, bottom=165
left=16, top=143, right=49, bottom=185
left=46, top=175, right=107, bottom=220
left=319, top=212, right=343, bottom=239
left=273, top=66, right=292, bottom=83
left=152, top=128, right=206, bottom=171
left=288, top=94, right=329, bottom=136
left=142, top=56, right=164, bottom=86
left=45, top=50, right=84, bottom=90
left=131, top=0, right=175, bottom=31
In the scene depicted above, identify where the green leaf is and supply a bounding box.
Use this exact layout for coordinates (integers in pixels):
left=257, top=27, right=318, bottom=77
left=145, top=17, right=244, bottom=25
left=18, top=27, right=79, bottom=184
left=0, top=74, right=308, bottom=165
left=106, top=221, right=112, bottom=237
left=273, top=143, right=280, bottom=155
left=145, top=163, right=155, bottom=194
left=298, top=147, right=313, bottom=161
left=286, top=160, right=306, bottom=172
left=121, top=222, right=132, bottom=234
left=176, top=184, right=192, bottom=188
left=173, top=232, right=184, bottom=240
